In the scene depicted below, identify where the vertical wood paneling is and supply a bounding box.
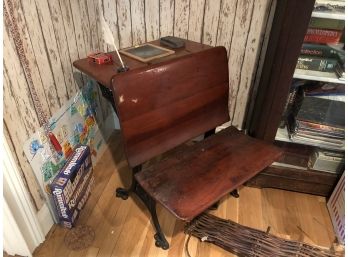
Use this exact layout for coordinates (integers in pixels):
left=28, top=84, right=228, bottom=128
left=174, top=0, right=190, bottom=39
left=131, top=0, right=146, bottom=45
left=145, top=0, right=160, bottom=41
left=159, top=0, right=174, bottom=37
left=35, top=0, right=69, bottom=105
left=59, top=0, right=84, bottom=87
left=202, top=0, right=221, bottom=45
left=20, top=0, right=61, bottom=113
left=3, top=62, right=44, bottom=210
left=86, top=0, right=101, bottom=52
left=232, top=0, right=273, bottom=127
left=187, top=0, right=205, bottom=42
left=4, top=0, right=274, bottom=210
left=116, top=0, right=132, bottom=48
left=48, top=0, right=78, bottom=98
left=228, top=0, right=254, bottom=127
left=79, top=0, right=93, bottom=53
left=95, top=0, right=108, bottom=53
left=70, top=0, right=87, bottom=58
left=103, top=0, right=120, bottom=51
left=3, top=29, right=40, bottom=134
left=216, top=0, right=238, bottom=54
left=70, top=0, right=91, bottom=85
left=6, top=0, right=52, bottom=118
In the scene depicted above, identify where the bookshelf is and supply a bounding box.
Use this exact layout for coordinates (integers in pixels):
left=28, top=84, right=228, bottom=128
left=275, top=127, right=344, bottom=151
left=277, top=0, right=345, bottom=154
left=311, top=11, right=344, bottom=20
left=247, top=0, right=344, bottom=196
left=293, top=69, right=344, bottom=84
left=275, top=0, right=345, bottom=176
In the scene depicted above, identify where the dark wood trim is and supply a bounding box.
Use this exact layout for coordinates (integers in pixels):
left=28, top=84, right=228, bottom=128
left=246, top=166, right=340, bottom=197
left=247, top=0, right=315, bottom=141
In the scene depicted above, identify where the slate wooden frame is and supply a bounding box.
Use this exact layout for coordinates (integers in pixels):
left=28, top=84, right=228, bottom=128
left=120, top=43, right=175, bottom=63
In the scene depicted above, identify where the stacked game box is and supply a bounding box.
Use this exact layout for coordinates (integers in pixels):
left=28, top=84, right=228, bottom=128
left=50, top=145, right=94, bottom=228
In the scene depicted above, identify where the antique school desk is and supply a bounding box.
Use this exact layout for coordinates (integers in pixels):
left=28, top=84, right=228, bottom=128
left=73, top=39, right=282, bottom=250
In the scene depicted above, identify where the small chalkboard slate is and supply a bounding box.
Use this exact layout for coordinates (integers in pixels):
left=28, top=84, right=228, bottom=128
left=120, top=43, right=175, bottom=62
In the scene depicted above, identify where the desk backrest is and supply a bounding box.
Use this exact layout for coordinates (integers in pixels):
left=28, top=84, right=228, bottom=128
left=111, top=46, right=230, bottom=167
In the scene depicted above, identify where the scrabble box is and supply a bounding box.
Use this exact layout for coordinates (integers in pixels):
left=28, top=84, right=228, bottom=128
left=50, top=145, right=94, bottom=228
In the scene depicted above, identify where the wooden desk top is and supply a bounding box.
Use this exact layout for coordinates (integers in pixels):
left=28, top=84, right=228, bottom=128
left=73, top=39, right=211, bottom=89
left=135, top=126, right=283, bottom=221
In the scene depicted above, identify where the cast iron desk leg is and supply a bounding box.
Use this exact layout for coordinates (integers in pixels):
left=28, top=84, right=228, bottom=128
left=115, top=165, right=141, bottom=199
left=115, top=165, right=169, bottom=250
left=230, top=189, right=240, bottom=198
left=135, top=185, right=169, bottom=250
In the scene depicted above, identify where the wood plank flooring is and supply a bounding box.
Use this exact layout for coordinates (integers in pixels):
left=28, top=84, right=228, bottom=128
left=33, top=132, right=336, bottom=257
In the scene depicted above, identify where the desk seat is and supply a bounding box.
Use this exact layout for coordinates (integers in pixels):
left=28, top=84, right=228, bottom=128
left=135, top=126, right=282, bottom=221
left=73, top=44, right=284, bottom=249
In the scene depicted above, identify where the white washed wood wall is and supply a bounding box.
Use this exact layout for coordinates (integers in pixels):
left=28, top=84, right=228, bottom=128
left=4, top=0, right=275, bottom=210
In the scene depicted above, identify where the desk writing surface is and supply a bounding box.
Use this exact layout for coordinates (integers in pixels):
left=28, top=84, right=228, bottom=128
left=73, top=39, right=211, bottom=89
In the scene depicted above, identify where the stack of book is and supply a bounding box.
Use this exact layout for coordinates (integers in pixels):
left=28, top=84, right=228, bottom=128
left=288, top=96, right=344, bottom=150
left=295, top=14, right=345, bottom=77
left=308, top=149, right=344, bottom=173
left=314, top=0, right=345, bottom=14
left=303, top=81, right=345, bottom=101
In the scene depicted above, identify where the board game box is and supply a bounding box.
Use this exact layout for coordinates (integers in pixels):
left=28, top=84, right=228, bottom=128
left=50, top=145, right=94, bottom=228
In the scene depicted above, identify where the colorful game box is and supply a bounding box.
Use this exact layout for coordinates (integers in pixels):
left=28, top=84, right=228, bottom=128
left=50, top=145, right=94, bottom=228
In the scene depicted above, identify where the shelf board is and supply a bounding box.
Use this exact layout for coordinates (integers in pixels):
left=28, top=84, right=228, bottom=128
left=271, top=161, right=308, bottom=170
left=275, top=127, right=345, bottom=151
left=293, top=69, right=345, bottom=84
left=312, top=11, right=345, bottom=20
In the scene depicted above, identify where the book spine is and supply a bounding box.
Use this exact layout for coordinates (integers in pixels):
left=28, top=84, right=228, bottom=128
left=307, top=28, right=342, bottom=37
left=296, top=57, right=338, bottom=72
left=314, top=1, right=345, bottom=13
left=336, top=52, right=345, bottom=67
left=309, top=17, right=345, bottom=30
left=297, top=120, right=344, bottom=134
left=335, top=64, right=345, bottom=79
left=281, top=89, right=297, bottom=123
left=300, top=43, right=339, bottom=58
left=304, top=29, right=342, bottom=44
left=304, top=35, right=341, bottom=44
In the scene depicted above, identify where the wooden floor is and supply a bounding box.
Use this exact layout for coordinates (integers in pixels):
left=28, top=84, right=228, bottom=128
left=33, top=132, right=336, bottom=257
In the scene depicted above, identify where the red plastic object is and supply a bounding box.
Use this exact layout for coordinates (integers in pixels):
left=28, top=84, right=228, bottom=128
left=48, top=132, right=62, bottom=152
left=88, top=52, right=113, bottom=64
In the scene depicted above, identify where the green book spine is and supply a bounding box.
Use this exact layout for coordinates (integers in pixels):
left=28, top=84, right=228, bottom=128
left=301, top=43, right=340, bottom=58
left=309, top=17, right=345, bottom=30
left=296, top=56, right=338, bottom=72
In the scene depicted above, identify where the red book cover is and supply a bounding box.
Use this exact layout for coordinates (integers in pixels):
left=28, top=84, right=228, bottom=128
left=304, top=28, right=342, bottom=44
left=304, top=34, right=341, bottom=44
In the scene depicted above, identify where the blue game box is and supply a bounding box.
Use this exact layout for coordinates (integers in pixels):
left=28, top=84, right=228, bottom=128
left=50, top=145, right=94, bottom=228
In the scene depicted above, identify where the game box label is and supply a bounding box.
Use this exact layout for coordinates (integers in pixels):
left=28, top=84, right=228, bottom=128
left=50, top=145, right=94, bottom=228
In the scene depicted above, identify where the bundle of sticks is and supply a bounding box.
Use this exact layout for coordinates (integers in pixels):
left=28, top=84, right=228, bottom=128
left=185, top=213, right=343, bottom=257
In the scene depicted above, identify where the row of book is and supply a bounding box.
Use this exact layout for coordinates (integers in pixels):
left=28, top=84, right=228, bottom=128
left=306, top=17, right=344, bottom=44
left=314, top=0, right=345, bottom=14
left=295, top=16, right=345, bottom=79
left=284, top=80, right=344, bottom=151
left=280, top=80, right=344, bottom=126
left=296, top=44, right=344, bottom=79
